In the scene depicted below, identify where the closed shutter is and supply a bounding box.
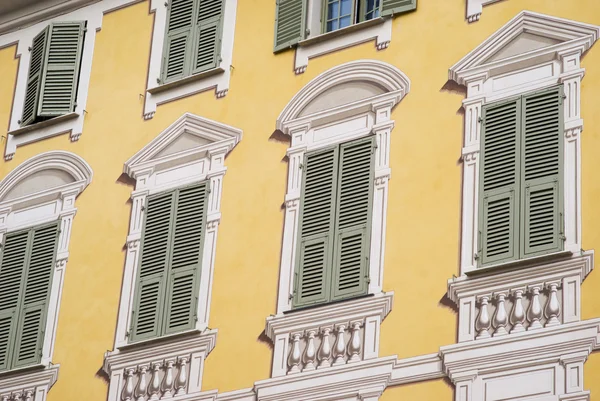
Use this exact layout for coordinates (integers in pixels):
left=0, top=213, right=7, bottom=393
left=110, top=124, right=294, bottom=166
left=38, top=22, right=85, bottom=117
left=163, top=183, right=207, bottom=335
left=479, top=98, right=521, bottom=266
left=381, top=0, right=416, bottom=16
left=21, top=28, right=48, bottom=126
left=130, top=193, right=175, bottom=342
left=521, top=87, right=564, bottom=257
left=293, top=147, right=338, bottom=308
left=273, top=0, right=306, bottom=52
left=331, top=137, right=374, bottom=300
left=162, top=0, right=196, bottom=83
left=191, top=0, right=224, bottom=74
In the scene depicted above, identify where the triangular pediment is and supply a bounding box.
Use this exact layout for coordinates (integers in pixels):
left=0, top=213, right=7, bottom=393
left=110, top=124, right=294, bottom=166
left=124, top=113, right=242, bottom=177
left=450, top=11, right=600, bottom=83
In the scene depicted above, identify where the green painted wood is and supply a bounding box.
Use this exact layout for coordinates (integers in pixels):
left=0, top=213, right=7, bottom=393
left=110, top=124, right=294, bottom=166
left=478, top=97, right=521, bottom=267
left=520, top=86, right=564, bottom=257
left=191, top=0, right=224, bottom=74
left=293, top=146, right=338, bottom=308
left=20, top=27, right=48, bottom=126
left=331, top=136, right=374, bottom=301
left=38, top=22, right=85, bottom=117
left=161, top=0, right=196, bottom=83
left=381, top=0, right=416, bottom=16
left=274, top=0, right=306, bottom=52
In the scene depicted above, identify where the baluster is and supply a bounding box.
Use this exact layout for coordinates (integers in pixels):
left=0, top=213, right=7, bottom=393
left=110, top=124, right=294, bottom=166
left=12, top=393, right=23, bottom=401
left=161, top=360, right=175, bottom=397
left=347, top=322, right=362, bottom=362
left=23, top=391, right=32, bottom=401
left=475, top=296, right=491, bottom=339
left=1, top=394, right=9, bottom=401
left=492, top=293, right=508, bottom=336
left=134, top=365, right=148, bottom=401
left=287, top=333, right=302, bottom=373
left=545, top=283, right=561, bottom=327
left=318, top=328, right=332, bottom=368
left=527, top=286, right=543, bottom=330
left=122, top=368, right=135, bottom=401
left=510, top=290, right=526, bottom=333
left=332, top=325, right=347, bottom=366
left=174, top=357, right=188, bottom=395
left=302, top=330, right=317, bottom=371
left=148, top=363, right=161, bottom=401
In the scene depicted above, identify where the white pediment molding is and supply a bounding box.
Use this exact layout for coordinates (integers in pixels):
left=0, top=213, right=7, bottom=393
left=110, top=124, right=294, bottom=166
left=124, top=113, right=242, bottom=179
left=449, top=11, right=600, bottom=85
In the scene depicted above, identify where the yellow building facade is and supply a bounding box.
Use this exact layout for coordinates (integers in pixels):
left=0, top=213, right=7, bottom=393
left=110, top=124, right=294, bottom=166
left=0, top=0, right=599, bottom=400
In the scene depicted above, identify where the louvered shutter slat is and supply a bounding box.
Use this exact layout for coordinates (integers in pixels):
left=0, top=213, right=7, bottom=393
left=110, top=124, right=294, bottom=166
left=191, top=0, right=224, bottom=73
left=293, top=148, right=338, bottom=308
left=162, top=0, right=195, bottom=83
left=164, top=184, right=206, bottom=334
left=274, top=0, right=305, bottom=52
left=38, top=22, right=85, bottom=117
left=131, top=194, right=174, bottom=342
left=381, top=0, right=416, bottom=16
left=21, top=28, right=48, bottom=126
left=479, top=99, right=521, bottom=266
left=521, top=87, right=563, bottom=257
left=331, top=137, right=373, bottom=300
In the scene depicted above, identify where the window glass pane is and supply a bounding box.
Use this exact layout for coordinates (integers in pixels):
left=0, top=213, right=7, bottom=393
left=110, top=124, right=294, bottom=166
left=328, top=0, right=339, bottom=19
left=326, top=0, right=354, bottom=32
left=327, top=19, right=338, bottom=31
left=365, top=0, right=380, bottom=20
left=340, top=0, right=352, bottom=15
left=339, top=15, right=351, bottom=28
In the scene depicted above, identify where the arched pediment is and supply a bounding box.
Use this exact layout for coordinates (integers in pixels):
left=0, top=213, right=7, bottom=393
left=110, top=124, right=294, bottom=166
left=277, top=60, right=410, bottom=130
left=0, top=151, right=93, bottom=203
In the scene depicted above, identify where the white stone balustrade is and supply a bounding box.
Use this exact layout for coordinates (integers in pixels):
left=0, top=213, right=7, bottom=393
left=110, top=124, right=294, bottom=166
left=121, top=358, right=190, bottom=401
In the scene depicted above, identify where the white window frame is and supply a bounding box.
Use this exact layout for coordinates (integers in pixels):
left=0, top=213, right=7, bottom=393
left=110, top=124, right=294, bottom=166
left=0, top=0, right=140, bottom=161
left=113, top=112, right=241, bottom=349
left=449, top=11, right=600, bottom=276
left=142, top=0, right=238, bottom=120
left=0, top=150, right=92, bottom=398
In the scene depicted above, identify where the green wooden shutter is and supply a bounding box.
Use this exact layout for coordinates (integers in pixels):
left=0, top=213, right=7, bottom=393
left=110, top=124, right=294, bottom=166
left=479, top=98, right=521, bottom=267
left=520, top=86, right=564, bottom=258
left=331, top=137, right=374, bottom=300
left=273, top=0, right=306, bottom=52
left=21, top=28, right=48, bottom=126
left=12, top=225, right=58, bottom=369
left=381, top=0, right=416, bottom=16
left=130, top=193, right=175, bottom=342
left=163, top=183, right=207, bottom=335
left=38, top=22, right=85, bottom=117
left=191, top=0, right=224, bottom=74
left=162, top=0, right=196, bottom=83
left=293, top=147, right=338, bottom=308
left=0, top=231, right=29, bottom=371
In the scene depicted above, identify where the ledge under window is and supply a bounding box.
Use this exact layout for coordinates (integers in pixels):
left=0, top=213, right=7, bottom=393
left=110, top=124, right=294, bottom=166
left=466, top=250, right=574, bottom=277
left=147, top=67, right=225, bottom=95
left=8, top=113, right=79, bottom=137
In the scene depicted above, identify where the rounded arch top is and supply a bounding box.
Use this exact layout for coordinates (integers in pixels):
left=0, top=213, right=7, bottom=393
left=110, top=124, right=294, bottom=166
left=0, top=151, right=93, bottom=203
left=277, top=59, right=411, bottom=130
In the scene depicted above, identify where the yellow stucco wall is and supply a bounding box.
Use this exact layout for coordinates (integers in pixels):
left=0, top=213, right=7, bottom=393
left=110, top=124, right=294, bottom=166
left=0, top=0, right=599, bottom=400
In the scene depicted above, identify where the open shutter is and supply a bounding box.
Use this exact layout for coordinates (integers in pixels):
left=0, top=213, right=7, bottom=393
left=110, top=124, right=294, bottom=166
left=479, top=98, right=521, bottom=267
left=520, top=86, right=564, bottom=257
left=381, top=0, right=416, bottom=16
left=192, top=0, right=224, bottom=73
left=162, top=0, right=196, bottom=83
left=273, top=0, right=306, bottom=52
left=163, top=183, right=207, bottom=335
left=331, top=137, right=374, bottom=300
left=21, top=28, right=48, bottom=126
left=293, top=147, right=338, bottom=308
left=38, top=22, right=85, bottom=117
left=12, top=225, right=58, bottom=369
left=130, top=193, right=174, bottom=342
left=0, top=231, right=29, bottom=371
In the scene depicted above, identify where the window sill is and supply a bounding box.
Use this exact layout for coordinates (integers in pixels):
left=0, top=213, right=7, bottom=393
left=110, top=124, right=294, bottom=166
left=0, top=363, right=45, bottom=378
left=466, top=250, right=574, bottom=277
left=8, top=112, right=79, bottom=137
left=299, top=17, right=385, bottom=47
left=147, top=67, right=225, bottom=95
left=118, top=328, right=205, bottom=351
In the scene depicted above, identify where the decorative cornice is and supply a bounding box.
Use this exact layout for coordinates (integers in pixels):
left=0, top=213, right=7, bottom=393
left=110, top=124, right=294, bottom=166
left=0, top=365, right=59, bottom=396
left=389, top=353, right=444, bottom=385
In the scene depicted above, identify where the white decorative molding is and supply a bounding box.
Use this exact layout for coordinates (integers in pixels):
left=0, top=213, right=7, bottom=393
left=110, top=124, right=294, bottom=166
left=0, top=0, right=141, bottom=160
left=448, top=11, right=600, bottom=275
left=103, top=330, right=217, bottom=401
left=142, top=0, right=237, bottom=119
left=112, top=113, right=241, bottom=350
left=466, top=0, right=503, bottom=23
left=0, top=364, right=59, bottom=401
left=0, top=151, right=92, bottom=400
left=266, top=292, right=393, bottom=378
left=276, top=60, right=409, bottom=315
